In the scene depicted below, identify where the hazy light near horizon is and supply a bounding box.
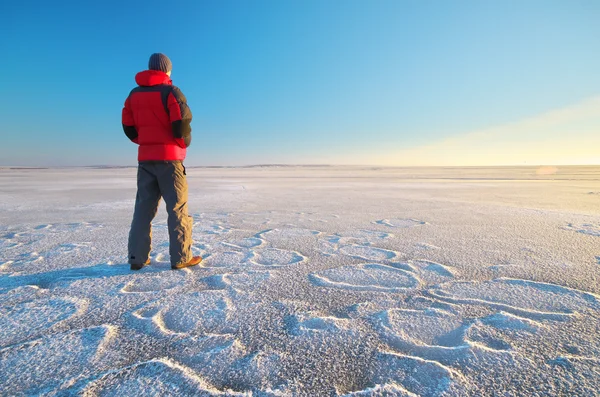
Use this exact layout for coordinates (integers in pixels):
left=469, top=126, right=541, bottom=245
left=332, top=96, right=600, bottom=167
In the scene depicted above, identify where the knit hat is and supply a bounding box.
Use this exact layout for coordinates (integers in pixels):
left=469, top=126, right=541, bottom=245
left=148, top=53, right=172, bottom=73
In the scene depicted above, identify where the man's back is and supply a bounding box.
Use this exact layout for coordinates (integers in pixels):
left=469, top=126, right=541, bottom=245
left=122, top=65, right=192, bottom=162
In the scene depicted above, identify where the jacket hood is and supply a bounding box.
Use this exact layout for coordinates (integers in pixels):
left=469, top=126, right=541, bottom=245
left=135, top=70, right=172, bottom=87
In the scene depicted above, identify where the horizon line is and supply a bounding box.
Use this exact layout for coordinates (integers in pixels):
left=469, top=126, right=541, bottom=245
left=1, top=164, right=599, bottom=170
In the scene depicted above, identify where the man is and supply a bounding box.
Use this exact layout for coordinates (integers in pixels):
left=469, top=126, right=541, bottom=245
left=122, top=53, right=202, bottom=270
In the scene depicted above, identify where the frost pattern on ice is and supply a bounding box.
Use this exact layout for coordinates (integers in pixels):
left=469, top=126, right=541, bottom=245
left=345, top=352, right=461, bottom=397
left=258, top=227, right=322, bottom=240
left=286, top=312, right=352, bottom=336
left=0, top=295, right=84, bottom=347
left=0, top=325, right=116, bottom=395
left=330, top=229, right=393, bottom=245
left=410, top=259, right=456, bottom=281
left=374, top=218, right=427, bottom=228
left=200, top=271, right=271, bottom=293
left=77, top=358, right=247, bottom=396
left=563, top=222, right=600, bottom=237
left=339, top=245, right=399, bottom=261
left=310, top=264, right=420, bottom=292
left=121, top=272, right=187, bottom=293
left=429, top=278, right=600, bottom=319
left=202, top=251, right=253, bottom=268
left=250, top=248, right=306, bottom=267
left=132, top=291, right=233, bottom=336
left=221, top=237, right=264, bottom=249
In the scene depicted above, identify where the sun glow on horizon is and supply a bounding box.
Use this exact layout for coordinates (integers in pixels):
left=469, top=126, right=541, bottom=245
left=329, top=96, right=600, bottom=167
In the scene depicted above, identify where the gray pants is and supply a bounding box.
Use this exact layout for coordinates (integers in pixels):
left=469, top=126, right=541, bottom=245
left=128, top=161, right=193, bottom=267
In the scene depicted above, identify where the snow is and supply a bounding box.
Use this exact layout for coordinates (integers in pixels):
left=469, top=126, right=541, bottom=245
left=1, top=165, right=599, bottom=396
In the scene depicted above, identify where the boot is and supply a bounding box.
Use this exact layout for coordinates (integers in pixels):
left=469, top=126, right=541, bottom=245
left=172, top=256, right=202, bottom=270
left=130, top=259, right=151, bottom=271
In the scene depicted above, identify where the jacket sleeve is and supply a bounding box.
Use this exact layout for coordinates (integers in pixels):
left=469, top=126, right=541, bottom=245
left=167, top=86, right=193, bottom=148
left=122, top=95, right=138, bottom=144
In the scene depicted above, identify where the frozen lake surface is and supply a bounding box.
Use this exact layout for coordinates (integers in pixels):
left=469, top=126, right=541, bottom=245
left=1, top=165, right=599, bottom=396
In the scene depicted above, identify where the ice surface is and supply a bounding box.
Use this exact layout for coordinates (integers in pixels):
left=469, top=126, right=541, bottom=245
left=1, top=165, right=599, bottom=396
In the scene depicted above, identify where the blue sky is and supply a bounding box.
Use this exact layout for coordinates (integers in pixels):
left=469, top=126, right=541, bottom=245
left=1, top=0, right=599, bottom=166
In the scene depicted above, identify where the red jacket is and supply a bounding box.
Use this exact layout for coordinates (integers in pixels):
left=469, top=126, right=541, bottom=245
left=122, top=70, right=192, bottom=161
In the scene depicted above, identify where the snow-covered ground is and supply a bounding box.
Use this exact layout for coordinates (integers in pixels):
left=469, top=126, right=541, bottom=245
left=1, top=165, right=599, bottom=396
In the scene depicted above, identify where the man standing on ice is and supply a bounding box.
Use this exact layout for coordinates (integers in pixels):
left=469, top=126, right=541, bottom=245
left=122, top=53, right=202, bottom=270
